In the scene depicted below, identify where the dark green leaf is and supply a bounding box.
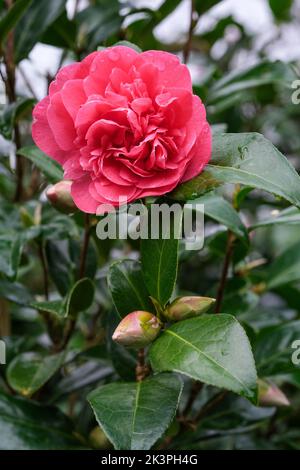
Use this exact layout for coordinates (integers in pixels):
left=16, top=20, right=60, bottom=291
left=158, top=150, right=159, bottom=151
left=172, top=133, right=300, bottom=209
left=269, top=0, right=293, bottom=21
left=46, top=240, right=74, bottom=296
left=0, top=0, right=32, bottom=44
left=18, top=146, right=63, bottom=183
left=30, top=299, right=64, bottom=317
left=31, top=278, right=95, bottom=318
left=255, top=321, right=300, bottom=376
left=150, top=315, right=257, bottom=403
left=141, top=211, right=182, bottom=306
left=108, top=259, right=153, bottom=317
left=0, top=391, right=85, bottom=449
left=76, top=0, right=121, bottom=52
left=6, top=352, right=65, bottom=397
left=88, top=373, right=183, bottom=450
left=65, top=277, right=95, bottom=316
left=189, top=193, right=249, bottom=243
left=14, top=0, right=66, bottom=62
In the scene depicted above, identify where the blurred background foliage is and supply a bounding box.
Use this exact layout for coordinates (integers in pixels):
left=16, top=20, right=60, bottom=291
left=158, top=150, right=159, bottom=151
left=0, top=0, right=300, bottom=450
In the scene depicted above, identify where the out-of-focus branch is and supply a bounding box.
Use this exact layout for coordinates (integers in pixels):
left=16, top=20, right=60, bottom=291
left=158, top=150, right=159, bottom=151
left=3, top=0, right=23, bottom=202
left=183, top=0, right=198, bottom=64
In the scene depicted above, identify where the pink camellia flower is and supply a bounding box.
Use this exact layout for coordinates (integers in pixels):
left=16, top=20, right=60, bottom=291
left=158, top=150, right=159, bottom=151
left=32, top=46, right=211, bottom=213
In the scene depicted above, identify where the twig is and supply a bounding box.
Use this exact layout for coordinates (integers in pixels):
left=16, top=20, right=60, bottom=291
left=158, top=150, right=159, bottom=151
left=182, top=382, right=203, bottom=418
left=79, top=213, right=91, bottom=278
left=214, top=231, right=236, bottom=313
left=183, top=0, right=198, bottom=64
left=136, top=348, right=148, bottom=382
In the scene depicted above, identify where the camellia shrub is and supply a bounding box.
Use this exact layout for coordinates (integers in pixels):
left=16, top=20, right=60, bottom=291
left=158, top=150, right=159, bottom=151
left=0, top=0, right=300, bottom=452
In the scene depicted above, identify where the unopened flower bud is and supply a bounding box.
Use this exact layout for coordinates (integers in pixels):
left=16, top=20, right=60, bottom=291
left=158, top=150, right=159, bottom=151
left=112, top=311, right=161, bottom=348
left=258, top=379, right=290, bottom=407
left=164, top=296, right=216, bottom=321
left=46, top=180, right=77, bottom=214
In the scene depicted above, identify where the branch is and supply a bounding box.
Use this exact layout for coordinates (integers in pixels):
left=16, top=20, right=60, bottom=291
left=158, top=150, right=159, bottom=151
left=183, top=0, right=198, bottom=64
left=3, top=0, right=24, bottom=201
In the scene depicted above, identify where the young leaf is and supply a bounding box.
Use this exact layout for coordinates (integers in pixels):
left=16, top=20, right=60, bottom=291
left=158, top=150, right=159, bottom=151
left=18, top=146, right=63, bottom=183
left=88, top=373, right=183, bottom=450
left=171, top=133, right=300, bottom=209
left=7, top=352, right=65, bottom=397
left=141, top=211, right=182, bottom=306
left=150, top=314, right=258, bottom=403
left=108, top=259, right=153, bottom=317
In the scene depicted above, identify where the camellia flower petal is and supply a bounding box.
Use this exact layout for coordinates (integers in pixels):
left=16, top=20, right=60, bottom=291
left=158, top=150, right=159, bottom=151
left=32, top=46, right=212, bottom=214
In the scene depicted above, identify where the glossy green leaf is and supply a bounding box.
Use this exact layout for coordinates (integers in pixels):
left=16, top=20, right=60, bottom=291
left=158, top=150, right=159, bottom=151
left=150, top=315, right=257, bottom=403
left=189, top=193, right=249, bottom=243
left=171, top=133, right=300, bottom=209
left=14, top=0, right=66, bottom=62
left=31, top=278, right=95, bottom=318
left=66, top=277, right=95, bottom=316
left=46, top=240, right=74, bottom=296
left=0, top=391, right=84, bottom=449
left=141, top=212, right=182, bottom=306
left=0, top=0, right=32, bottom=44
left=255, top=321, right=300, bottom=376
left=88, top=373, right=183, bottom=450
left=108, top=259, right=153, bottom=317
left=6, top=352, right=65, bottom=397
left=30, top=299, right=64, bottom=317
left=18, top=146, right=63, bottom=183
